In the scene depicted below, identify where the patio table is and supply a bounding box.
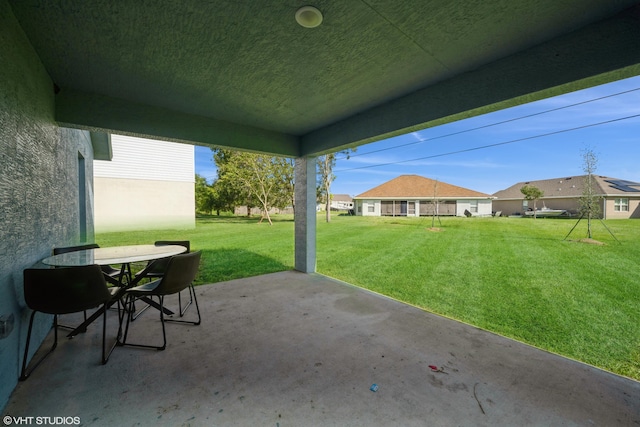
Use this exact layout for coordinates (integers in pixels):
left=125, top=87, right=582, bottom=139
left=41, top=244, right=187, bottom=336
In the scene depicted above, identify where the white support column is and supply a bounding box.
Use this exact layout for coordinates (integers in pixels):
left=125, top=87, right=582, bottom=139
left=294, top=157, right=316, bottom=273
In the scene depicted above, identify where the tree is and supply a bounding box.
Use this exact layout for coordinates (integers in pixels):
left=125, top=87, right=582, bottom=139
left=317, top=149, right=354, bottom=223
left=195, top=174, right=215, bottom=214
left=212, top=149, right=248, bottom=213
left=431, top=179, right=441, bottom=228
left=213, top=149, right=294, bottom=225
left=520, top=185, right=544, bottom=219
left=579, top=148, right=601, bottom=238
left=274, top=158, right=295, bottom=213
left=210, top=179, right=237, bottom=215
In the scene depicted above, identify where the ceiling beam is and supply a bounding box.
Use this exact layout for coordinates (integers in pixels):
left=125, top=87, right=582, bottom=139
left=301, top=5, right=640, bottom=156
left=89, top=131, right=112, bottom=161
left=56, top=88, right=300, bottom=157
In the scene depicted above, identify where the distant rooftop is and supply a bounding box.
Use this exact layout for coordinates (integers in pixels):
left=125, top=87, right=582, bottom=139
left=355, top=175, right=491, bottom=199
left=331, top=194, right=353, bottom=202
left=492, top=175, right=640, bottom=199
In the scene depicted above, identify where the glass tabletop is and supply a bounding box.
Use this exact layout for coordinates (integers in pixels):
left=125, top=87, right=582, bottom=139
left=41, top=244, right=187, bottom=267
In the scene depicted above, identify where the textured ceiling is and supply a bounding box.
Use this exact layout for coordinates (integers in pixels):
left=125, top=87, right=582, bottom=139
left=8, top=0, right=640, bottom=156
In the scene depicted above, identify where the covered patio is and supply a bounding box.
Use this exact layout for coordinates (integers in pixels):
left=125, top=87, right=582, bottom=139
left=6, top=272, right=640, bottom=425
left=3, top=0, right=640, bottom=418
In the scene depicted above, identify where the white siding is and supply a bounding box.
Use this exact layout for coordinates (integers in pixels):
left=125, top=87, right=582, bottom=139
left=478, top=200, right=493, bottom=216
left=93, top=134, right=195, bottom=231
left=456, top=199, right=493, bottom=216
left=94, top=134, right=194, bottom=182
left=361, top=200, right=379, bottom=216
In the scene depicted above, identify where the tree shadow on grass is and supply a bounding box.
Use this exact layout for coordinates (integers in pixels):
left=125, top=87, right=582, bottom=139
left=196, top=214, right=294, bottom=225
left=195, top=248, right=292, bottom=285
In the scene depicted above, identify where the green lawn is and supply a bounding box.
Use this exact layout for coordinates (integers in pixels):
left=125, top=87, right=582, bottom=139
left=97, top=214, right=640, bottom=380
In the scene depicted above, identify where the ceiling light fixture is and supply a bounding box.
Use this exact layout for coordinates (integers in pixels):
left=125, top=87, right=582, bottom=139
left=295, top=6, right=323, bottom=28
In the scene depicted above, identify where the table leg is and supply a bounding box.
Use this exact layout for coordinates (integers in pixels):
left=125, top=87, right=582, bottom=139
left=127, top=262, right=174, bottom=316
left=67, top=287, right=125, bottom=338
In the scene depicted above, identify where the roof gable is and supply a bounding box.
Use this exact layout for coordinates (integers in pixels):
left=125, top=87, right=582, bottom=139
left=355, top=175, right=490, bottom=199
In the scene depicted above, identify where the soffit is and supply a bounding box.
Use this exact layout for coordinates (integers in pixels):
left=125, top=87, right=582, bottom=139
left=8, top=1, right=640, bottom=156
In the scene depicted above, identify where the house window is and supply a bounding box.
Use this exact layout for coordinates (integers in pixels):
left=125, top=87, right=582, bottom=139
left=367, top=204, right=375, bottom=213
left=614, top=198, right=629, bottom=212
left=469, top=200, right=478, bottom=213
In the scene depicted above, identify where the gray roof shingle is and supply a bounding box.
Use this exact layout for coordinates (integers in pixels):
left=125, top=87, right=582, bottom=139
left=492, top=175, right=640, bottom=199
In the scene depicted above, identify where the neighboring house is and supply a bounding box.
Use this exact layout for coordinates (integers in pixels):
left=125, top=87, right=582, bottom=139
left=93, top=135, right=195, bottom=231
left=492, top=175, right=640, bottom=219
left=353, top=175, right=493, bottom=217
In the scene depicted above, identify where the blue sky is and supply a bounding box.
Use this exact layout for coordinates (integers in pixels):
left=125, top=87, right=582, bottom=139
left=195, top=75, right=640, bottom=196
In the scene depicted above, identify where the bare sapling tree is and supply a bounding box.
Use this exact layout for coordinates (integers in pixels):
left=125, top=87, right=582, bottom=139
left=431, top=179, right=440, bottom=228
left=579, top=147, right=601, bottom=239
left=317, top=149, right=355, bottom=223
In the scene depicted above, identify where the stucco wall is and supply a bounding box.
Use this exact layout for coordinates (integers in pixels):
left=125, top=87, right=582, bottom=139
left=94, top=178, right=195, bottom=231
left=0, top=1, right=95, bottom=408
left=604, top=197, right=640, bottom=219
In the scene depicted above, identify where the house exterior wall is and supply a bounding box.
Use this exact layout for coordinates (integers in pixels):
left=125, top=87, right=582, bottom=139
left=356, top=200, right=380, bottom=216
left=493, top=199, right=524, bottom=216
left=494, top=197, right=582, bottom=217
left=456, top=199, right=493, bottom=217
left=494, top=196, right=640, bottom=219
left=93, top=135, right=195, bottom=231
left=94, top=178, right=195, bottom=231
left=0, top=3, right=95, bottom=407
left=355, top=199, right=492, bottom=217
left=604, top=197, right=640, bottom=219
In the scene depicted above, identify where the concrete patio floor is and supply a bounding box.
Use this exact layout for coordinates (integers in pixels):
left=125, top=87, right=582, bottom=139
left=4, top=271, right=640, bottom=426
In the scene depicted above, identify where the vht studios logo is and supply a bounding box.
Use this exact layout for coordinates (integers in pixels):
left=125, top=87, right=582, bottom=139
left=3, top=416, right=81, bottom=425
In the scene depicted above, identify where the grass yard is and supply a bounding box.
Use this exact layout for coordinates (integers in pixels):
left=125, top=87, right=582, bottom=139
left=97, top=214, right=640, bottom=380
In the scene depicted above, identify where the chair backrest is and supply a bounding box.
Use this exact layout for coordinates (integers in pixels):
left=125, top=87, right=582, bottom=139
left=145, top=241, right=191, bottom=275
left=23, top=265, right=112, bottom=315
left=154, top=251, right=201, bottom=296
left=53, top=243, right=99, bottom=255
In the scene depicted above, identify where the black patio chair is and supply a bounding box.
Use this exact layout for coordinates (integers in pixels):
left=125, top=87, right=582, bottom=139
left=53, top=243, right=124, bottom=330
left=131, top=241, right=191, bottom=320
left=120, top=251, right=201, bottom=351
left=20, top=265, right=119, bottom=380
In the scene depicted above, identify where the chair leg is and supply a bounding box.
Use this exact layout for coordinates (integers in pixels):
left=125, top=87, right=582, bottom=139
left=166, top=284, right=201, bottom=326
left=178, top=288, right=193, bottom=317
left=159, top=296, right=167, bottom=350
left=119, top=294, right=167, bottom=351
left=130, top=300, right=151, bottom=321
left=20, top=312, right=58, bottom=381
left=102, top=301, right=119, bottom=364
left=119, top=294, right=134, bottom=346
left=57, top=310, right=88, bottom=333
